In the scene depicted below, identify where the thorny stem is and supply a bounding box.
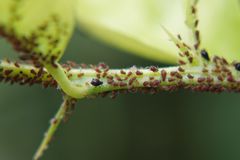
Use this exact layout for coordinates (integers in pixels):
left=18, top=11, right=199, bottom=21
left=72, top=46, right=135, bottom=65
left=33, top=95, right=76, bottom=160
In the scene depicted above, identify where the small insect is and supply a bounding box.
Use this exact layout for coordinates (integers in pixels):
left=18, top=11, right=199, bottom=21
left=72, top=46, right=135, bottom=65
left=234, top=63, right=240, bottom=71
left=91, top=78, right=103, bottom=86
left=149, top=66, right=158, bottom=72
left=135, top=70, right=143, bottom=75
left=200, top=49, right=210, bottom=61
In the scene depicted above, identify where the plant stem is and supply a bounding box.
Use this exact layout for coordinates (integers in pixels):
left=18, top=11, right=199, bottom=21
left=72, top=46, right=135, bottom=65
left=1, top=60, right=240, bottom=97
left=33, top=95, right=76, bottom=160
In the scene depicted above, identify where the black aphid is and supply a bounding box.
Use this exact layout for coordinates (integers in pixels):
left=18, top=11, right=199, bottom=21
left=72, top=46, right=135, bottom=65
left=200, top=49, right=210, bottom=61
left=91, top=78, right=103, bottom=86
left=235, top=63, right=240, bottom=71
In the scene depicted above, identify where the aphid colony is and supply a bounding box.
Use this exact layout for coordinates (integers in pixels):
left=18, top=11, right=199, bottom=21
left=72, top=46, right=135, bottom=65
left=0, top=60, right=57, bottom=88
left=2, top=55, right=240, bottom=100
left=0, top=14, right=68, bottom=69
left=89, top=52, right=240, bottom=92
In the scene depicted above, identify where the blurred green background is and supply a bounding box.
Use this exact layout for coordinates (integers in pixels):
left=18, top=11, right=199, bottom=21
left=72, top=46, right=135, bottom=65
left=1, top=28, right=240, bottom=160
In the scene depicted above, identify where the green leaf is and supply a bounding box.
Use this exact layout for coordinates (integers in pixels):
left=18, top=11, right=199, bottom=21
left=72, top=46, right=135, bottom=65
left=0, top=0, right=74, bottom=64
left=75, top=0, right=187, bottom=63
left=199, top=0, right=240, bottom=62
left=75, top=0, right=240, bottom=63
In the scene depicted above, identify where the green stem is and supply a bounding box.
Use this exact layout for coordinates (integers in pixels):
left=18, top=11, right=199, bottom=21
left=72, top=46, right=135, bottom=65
left=45, top=64, right=89, bottom=99
left=1, top=60, right=240, bottom=97
left=33, top=95, right=75, bottom=160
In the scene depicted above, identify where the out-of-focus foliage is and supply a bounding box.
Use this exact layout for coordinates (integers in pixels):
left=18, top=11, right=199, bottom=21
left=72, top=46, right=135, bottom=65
left=75, top=0, right=240, bottom=63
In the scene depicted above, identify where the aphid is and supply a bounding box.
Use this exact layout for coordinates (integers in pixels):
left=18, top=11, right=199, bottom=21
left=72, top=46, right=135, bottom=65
left=234, top=63, right=240, bottom=71
left=197, top=77, right=206, bottom=83
left=149, top=77, right=155, bottom=80
left=4, top=70, right=13, bottom=76
left=143, top=81, right=149, bottom=87
left=77, top=73, right=84, bottom=78
left=211, top=68, right=221, bottom=74
left=187, top=74, right=194, bottom=79
left=194, top=43, right=200, bottom=50
left=5, top=58, right=10, bottom=63
left=176, top=44, right=181, bottom=49
left=107, top=75, right=113, bottom=80
left=170, top=71, right=177, bottom=77
left=95, top=68, right=101, bottom=73
left=67, top=61, right=78, bottom=68
left=43, top=81, right=50, bottom=88
left=110, top=91, right=118, bottom=99
left=51, top=118, right=58, bottom=125
left=188, top=57, right=193, bottom=63
left=161, top=70, right=167, bottom=81
left=177, top=34, right=182, bottom=40
left=115, top=74, right=122, bottom=81
left=179, top=52, right=184, bottom=57
left=107, top=79, right=114, bottom=85
left=202, top=68, right=208, bottom=73
left=37, top=68, right=44, bottom=77
left=217, top=75, right=224, bottom=82
left=120, top=70, right=126, bottom=75
left=151, top=80, right=160, bottom=87
left=66, top=66, right=71, bottom=72
left=14, top=62, right=20, bottom=68
left=168, top=77, right=175, bottom=82
left=127, top=71, right=132, bottom=77
left=200, top=49, right=210, bottom=61
left=183, top=43, right=191, bottom=50
left=149, top=66, right=158, bottom=72
left=213, top=56, right=221, bottom=64
left=119, top=82, right=127, bottom=87
left=67, top=74, right=73, bottom=78
left=184, top=51, right=190, bottom=57
left=192, top=6, right=196, bottom=14
left=221, top=58, right=228, bottom=65
left=206, top=76, right=214, bottom=83
left=50, top=56, right=58, bottom=68
left=104, top=67, right=109, bottom=73
left=96, top=74, right=101, bottom=79
left=178, top=60, right=186, bottom=65
left=227, top=75, right=235, bottom=83
left=90, top=78, right=103, bottom=86
left=30, top=69, right=37, bottom=75
left=80, top=63, right=87, bottom=68
left=98, top=62, right=107, bottom=69
left=128, top=77, right=137, bottom=85
left=195, top=30, right=200, bottom=41
left=102, top=72, right=107, bottom=78
left=12, top=75, right=19, bottom=82
left=175, top=72, right=183, bottom=79
left=178, top=67, right=185, bottom=72
left=136, top=70, right=143, bottom=75
left=194, top=20, right=199, bottom=27
left=112, top=82, right=119, bottom=87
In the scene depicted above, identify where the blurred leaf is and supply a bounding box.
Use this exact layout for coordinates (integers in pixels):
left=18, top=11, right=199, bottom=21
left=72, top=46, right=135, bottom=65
left=75, top=0, right=187, bottom=63
left=75, top=0, right=240, bottom=63
left=0, top=0, right=74, bottom=62
left=199, top=0, right=240, bottom=61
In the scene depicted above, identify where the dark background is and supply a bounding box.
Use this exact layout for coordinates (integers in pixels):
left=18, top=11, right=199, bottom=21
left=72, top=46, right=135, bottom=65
left=0, top=28, right=240, bottom=160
